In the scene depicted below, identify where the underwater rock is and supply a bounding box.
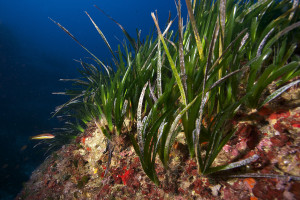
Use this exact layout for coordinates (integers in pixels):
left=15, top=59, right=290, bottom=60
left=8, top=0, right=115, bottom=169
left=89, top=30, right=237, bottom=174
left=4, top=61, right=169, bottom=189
left=16, top=86, right=300, bottom=200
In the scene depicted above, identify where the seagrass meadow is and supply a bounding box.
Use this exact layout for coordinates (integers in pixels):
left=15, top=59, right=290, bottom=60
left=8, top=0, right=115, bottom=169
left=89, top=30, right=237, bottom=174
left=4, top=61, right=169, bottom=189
left=17, top=0, right=300, bottom=199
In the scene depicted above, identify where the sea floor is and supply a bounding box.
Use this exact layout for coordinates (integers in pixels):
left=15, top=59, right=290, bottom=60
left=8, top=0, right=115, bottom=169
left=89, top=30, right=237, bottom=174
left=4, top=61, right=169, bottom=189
left=16, top=86, right=300, bottom=200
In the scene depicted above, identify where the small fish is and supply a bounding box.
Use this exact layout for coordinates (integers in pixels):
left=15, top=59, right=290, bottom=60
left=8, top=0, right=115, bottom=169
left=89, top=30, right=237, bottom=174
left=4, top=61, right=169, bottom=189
left=2, top=164, right=8, bottom=169
left=20, top=145, right=27, bottom=151
left=30, top=133, right=55, bottom=140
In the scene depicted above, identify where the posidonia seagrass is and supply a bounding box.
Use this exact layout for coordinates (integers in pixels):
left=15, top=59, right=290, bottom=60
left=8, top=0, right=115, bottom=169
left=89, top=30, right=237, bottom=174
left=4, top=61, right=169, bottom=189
left=51, top=0, right=300, bottom=184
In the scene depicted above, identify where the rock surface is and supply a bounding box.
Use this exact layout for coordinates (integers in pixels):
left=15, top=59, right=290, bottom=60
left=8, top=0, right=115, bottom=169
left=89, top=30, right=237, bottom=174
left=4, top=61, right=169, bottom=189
left=16, top=87, right=300, bottom=200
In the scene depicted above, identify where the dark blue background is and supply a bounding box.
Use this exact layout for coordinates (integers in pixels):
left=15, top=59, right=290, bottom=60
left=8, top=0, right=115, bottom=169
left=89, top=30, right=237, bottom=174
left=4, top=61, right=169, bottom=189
left=0, top=0, right=185, bottom=198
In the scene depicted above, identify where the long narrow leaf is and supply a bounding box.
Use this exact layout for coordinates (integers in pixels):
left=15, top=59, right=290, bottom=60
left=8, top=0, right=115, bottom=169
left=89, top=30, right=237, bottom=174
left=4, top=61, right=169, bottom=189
left=85, top=12, right=117, bottom=63
left=219, top=0, right=226, bottom=41
left=176, top=0, right=187, bottom=92
left=94, top=5, right=138, bottom=51
left=137, top=82, right=149, bottom=153
left=49, top=18, right=110, bottom=76
left=263, top=21, right=300, bottom=54
left=151, top=12, right=187, bottom=106
left=185, top=0, right=204, bottom=61
left=259, top=79, right=300, bottom=108
left=164, top=94, right=200, bottom=165
left=206, top=154, right=259, bottom=174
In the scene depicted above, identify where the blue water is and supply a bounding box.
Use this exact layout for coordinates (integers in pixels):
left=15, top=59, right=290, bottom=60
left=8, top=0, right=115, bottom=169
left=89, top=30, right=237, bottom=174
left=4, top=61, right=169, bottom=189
left=0, top=0, right=183, bottom=198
